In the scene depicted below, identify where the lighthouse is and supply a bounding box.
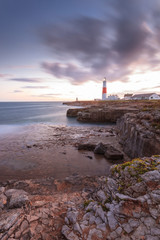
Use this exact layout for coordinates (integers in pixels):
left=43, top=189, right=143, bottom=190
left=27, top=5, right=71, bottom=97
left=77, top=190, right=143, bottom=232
left=102, top=77, right=107, bottom=100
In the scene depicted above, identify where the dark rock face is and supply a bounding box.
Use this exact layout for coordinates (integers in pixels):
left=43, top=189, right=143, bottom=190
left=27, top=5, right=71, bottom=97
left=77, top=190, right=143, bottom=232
left=77, top=108, right=138, bottom=123
left=66, top=108, right=84, bottom=117
left=104, top=146, right=123, bottom=160
left=77, top=142, right=124, bottom=161
left=94, top=142, right=106, bottom=155
left=77, top=143, right=96, bottom=151
left=67, top=106, right=138, bottom=123
left=117, top=112, right=160, bottom=158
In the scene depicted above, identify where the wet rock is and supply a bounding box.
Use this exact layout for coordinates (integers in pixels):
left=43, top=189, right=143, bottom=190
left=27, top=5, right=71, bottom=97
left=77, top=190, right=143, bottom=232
left=105, top=146, right=123, bottom=160
left=77, top=142, right=96, bottom=151
left=94, top=142, right=106, bottom=155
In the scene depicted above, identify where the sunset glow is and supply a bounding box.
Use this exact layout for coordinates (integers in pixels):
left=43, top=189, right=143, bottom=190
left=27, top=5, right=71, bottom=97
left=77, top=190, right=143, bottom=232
left=0, top=0, right=160, bottom=101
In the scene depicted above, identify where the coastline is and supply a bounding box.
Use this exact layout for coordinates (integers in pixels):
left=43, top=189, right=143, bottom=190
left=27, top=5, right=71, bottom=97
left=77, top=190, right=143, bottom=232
left=0, top=123, right=126, bottom=182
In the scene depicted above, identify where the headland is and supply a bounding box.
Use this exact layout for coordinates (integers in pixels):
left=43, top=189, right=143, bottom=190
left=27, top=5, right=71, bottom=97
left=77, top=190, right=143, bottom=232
left=0, top=100, right=160, bottom=239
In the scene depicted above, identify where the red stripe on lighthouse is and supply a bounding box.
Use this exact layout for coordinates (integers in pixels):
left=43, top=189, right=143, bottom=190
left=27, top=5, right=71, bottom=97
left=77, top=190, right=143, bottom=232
left=103, top=87, right=107, bottom=94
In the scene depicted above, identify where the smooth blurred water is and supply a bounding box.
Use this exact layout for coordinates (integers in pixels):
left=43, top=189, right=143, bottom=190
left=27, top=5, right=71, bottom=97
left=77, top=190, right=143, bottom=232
left=0, top=102, right=110, bottom=135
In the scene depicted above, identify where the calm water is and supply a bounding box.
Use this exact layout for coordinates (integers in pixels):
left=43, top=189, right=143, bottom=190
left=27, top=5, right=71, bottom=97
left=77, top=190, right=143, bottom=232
left=0, top=102, right=109, bottom=135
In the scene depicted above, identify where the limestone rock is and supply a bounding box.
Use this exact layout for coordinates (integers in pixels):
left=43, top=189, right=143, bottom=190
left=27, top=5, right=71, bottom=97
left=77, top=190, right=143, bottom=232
left=5, top=189, right=29, bottom=208
left=107, top=211, right=118, bottom=230
left=96, top=190, right=107, bottom=203
left=0, top=209, right=22, bottom=233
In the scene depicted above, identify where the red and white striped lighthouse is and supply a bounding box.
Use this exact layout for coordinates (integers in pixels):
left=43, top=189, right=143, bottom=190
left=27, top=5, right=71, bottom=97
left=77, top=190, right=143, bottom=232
left=102, top=77, right=107, bottom=100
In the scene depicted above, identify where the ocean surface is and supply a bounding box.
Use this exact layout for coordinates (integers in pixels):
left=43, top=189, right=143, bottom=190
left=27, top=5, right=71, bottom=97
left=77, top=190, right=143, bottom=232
left=0, top=102, right=108, bottom=135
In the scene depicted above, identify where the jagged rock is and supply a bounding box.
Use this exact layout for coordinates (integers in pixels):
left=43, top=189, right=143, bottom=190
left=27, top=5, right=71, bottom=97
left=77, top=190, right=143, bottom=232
left=96, top=190, right=107, bottom=203
left=97, top=223, right=107, bottom=232
left=67, top=231, right=79, bottom=240
left=61, top=225, right=71, bottom=239
left=110, top=231, right=118, bottom=239
left=145, top=236, right=159, bottom=240
left=115, top=226, right=123, bottom=235
left=143, top=217, right=156, bottom=228
left=150, top=189, right=160, bottom=203
left=5, top=189, right=29, bottom=208
left=95, top=206, right=106, bottom=222
left=150, top=227, right=160, bottom=236
left=107, top=211, right=118, bottom=230
left=130, top=182, right=147, bottom=197
left=141, top=170, right=160, bottom=182
left=122, top=223, right=133, bottom=234
left=0, top=209, right=22, bottom=233
left=94, top=142, right=106, bottom=155
left=73, top=222, right=82, bottom=235
left=128, top=219, right=139, bottom=228
left=83, top=212, right=94, bottom=221
left=95, top=217, right=103, bottom=225
left=87, top=228, right=103, bottom=240
left=66, top=210, right=78, bottom=224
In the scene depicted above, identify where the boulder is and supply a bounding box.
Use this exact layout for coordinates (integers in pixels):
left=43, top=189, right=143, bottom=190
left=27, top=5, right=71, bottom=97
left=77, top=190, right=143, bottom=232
left=5, top=189, right=29, bottom=208
left=94, top=142, right=106, bottom=155
left=77, top=142, right=96, bottom=151
left=105, top=146, right=123, bottom=160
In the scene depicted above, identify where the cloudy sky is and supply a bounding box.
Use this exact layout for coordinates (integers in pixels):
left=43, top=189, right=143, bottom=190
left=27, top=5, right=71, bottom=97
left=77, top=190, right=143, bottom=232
left=0, top=0, right=160, bottom=101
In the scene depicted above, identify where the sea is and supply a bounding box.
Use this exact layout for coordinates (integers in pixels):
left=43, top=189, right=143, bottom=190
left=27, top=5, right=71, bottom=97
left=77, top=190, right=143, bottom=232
left=0, top=101, right=108, bottom=135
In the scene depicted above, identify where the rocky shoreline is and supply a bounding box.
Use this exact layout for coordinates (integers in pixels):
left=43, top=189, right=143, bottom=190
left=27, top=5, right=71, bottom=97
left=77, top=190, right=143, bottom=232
left=0, top=156, right=160, bottom=240
left=0, top=100, right=160, bottom=239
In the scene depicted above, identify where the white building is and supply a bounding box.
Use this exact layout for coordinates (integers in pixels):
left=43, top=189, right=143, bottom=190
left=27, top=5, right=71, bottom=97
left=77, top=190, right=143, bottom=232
left=124, top=94, right=133, bottom=100
left=107, top=95, right=120, bottom=100
left=132, top=93, right=160, bottom=100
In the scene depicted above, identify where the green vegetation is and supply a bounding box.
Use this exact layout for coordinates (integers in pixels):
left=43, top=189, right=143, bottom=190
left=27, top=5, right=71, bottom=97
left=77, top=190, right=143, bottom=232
left=111, top=156, right=160, bottom=194
left=152, top=122, right=160, bottom=130
left=83, top=200, right=93, bottom=208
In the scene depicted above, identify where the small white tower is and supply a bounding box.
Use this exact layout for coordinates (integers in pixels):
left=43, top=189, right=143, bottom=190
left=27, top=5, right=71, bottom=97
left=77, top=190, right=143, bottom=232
left=102, top=77, right=107, bottom=100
